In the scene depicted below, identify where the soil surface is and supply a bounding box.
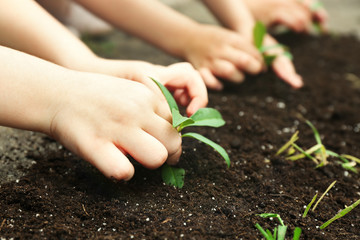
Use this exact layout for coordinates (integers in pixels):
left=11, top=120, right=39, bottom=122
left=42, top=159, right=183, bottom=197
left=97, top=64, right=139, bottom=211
left=1, top=33, right=360, bottom=239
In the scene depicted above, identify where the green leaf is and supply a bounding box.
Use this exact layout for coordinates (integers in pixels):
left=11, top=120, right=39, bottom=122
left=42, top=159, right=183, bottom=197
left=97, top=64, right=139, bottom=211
left=276, top=131, right=299, bottom=156
left=312, top=180, right=336, bottom=211
left=161, top=163, right=185, bottom=188
left=320, top=198, right=360, bottom=229
left=277, top=225, right=287, bottom=240
left=259, top=43, right=284, bottom=53
left=172, top=108, right=194, bottom=129
left=151, top=77, right=178, bottom=112
left=303, top=193, right=317, bottom=218
left=187, top=108, right=225, bottom=128
left=253, top=21, right=266, bottom=49
left=257, top=213, right=284, bottom=226
left=264, top=55, right=277, bottom=66
left=255, top=223, right=274, bottom=240
left=293, top=227, right=302, bottom=240
left=305, top=120, right=322, bottom=145
left=182, top=132, right=230, bottom=168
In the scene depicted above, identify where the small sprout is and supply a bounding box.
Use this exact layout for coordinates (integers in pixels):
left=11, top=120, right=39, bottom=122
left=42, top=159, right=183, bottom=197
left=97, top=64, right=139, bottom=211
left=161, top=164, right=185, bottom=189
left=255, top=213, right=301, bottom=240
left=152, top=78, right=230, bottom=188
left=276, top=120, right=359, bottom=172
left=320, top=198, right=360, bottom=229
left=293, top=227, right=302, bottom=240
left=312, top=180, right=337, bottom=211
left=253, top=21, right=293, bottom=66
left=276, top=131, right=299, bottom=156
left=303, top=193, right=318, bottom=218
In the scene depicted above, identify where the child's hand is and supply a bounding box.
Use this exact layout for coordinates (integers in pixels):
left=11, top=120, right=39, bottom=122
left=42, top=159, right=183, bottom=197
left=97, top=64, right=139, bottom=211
left=50, top=73, right=182, bottom=180
left=89, top=59, right=208, bottom=116
left=243, top=0, right=328, bottom=32
left=263, top=34, right=303, bottom=88
left=180, top=25, right=264, bottom=90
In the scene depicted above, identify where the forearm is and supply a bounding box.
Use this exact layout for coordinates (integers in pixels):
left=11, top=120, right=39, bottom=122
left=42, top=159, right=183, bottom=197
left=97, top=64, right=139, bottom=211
left=75, top=0, right=200, bottom=58
left=0, top=46, right=75, bottom=134
left=201, top=0, right=255, bottom=39
left=0, top=0, right=96, bottom=71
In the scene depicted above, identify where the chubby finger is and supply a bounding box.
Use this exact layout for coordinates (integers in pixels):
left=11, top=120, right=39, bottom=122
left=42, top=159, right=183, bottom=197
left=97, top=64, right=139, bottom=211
left=211, top=59, right=245, bottom=83
left=199, top=67, right=223, bottom=90
left=84, top=139, right=135, bottom=181
left=223, top=47, right=263, bottom=75
left=272, top=56, right=303, bottom=88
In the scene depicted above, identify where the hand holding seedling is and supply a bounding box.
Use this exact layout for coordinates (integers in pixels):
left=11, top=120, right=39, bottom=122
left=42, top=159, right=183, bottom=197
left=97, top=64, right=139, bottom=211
left=243, top=0, right=328, bottom=32
left=253, top=22, right=304, bottom=88
left=181, top=24, right=263, bottom=90
left=86, top=60, right=208, bottom=116
left=152, top=78, right=230, bottom=188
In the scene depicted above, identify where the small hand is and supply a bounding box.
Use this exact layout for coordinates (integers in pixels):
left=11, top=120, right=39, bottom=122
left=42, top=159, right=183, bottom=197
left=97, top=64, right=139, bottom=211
left=263, top=35, right=303, bottom=88
left=182, top=25, right=263, bottom=90
left=49, top=74, right=182, bottom=180
left=244, top=0, right=328, bottom=32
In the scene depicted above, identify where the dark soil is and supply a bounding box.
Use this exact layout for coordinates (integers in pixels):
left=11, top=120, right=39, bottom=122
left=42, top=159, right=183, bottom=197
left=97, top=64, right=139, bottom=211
left=1, top=33, right=360, bottom=239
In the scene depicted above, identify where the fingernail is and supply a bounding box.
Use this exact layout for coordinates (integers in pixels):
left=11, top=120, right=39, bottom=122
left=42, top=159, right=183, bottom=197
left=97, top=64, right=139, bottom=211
left=249, top=61, right=262, bottom=74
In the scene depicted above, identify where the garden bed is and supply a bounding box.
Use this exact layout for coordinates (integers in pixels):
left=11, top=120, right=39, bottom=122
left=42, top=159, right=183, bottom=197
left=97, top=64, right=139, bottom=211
left=1, top=33, right=360, bottom=239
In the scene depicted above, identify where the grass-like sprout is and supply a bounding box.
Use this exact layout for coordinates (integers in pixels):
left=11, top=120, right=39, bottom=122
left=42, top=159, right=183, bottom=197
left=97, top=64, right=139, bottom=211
left=320, top=199, right=360, bottom=229
left=152, top=78, right=230, bottom=188
left=255, top=213, right=301, bottom=240
left=253, top=21, right=293, bottom=66
left=302, top=193, right=318, bottom=218
left=312, top=180, right=337, bottom=211
left=276, top=120, right=359, bottom=173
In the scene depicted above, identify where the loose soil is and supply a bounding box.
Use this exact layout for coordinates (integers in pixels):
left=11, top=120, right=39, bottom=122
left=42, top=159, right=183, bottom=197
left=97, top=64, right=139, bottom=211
left=1, top=33, right=360, bottom=239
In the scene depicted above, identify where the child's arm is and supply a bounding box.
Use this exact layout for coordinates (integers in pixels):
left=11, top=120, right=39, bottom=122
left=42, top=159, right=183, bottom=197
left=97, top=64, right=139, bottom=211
left=0, top=45, right=182, bottom=180
left=73, top=0, right=263, bottom=90
left=201, top=0, right=303, bottom=88
left=0, top=0, right=207, bottom=115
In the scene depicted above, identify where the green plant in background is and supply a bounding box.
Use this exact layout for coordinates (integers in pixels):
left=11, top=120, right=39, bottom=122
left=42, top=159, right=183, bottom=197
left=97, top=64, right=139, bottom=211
left=255, top=213, right=302, bottom=240
left=253, top=21, right=293, bottom=66
left=152, top=78, right=230, bottom=188
left=276, top=120, right=360, bottom=173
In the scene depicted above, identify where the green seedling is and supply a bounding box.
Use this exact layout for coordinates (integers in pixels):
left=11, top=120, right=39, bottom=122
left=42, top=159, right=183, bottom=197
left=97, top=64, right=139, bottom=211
left=312, top=180, right=336, bottom=211
left=253, top=21, right=293, bottom=66
left=302, top=193, right=318, bottom=218
left=152, top=78, right=230, bottom=188
left=276, top=120, right=359, bottom=173
left=320, top=198, right=360, bottom=229
left=255, top=213, right=301, bottom=240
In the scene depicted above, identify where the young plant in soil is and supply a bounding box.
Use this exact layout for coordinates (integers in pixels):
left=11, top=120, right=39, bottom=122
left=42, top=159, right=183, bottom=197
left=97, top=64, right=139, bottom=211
left=256, top=181, right=360, bottom=238
left=302, top=180, right=360, bottom=230
left=276, top=120, right=360, bottom=173
left=152, top=78, right=230, bottom=188
left=255, top=213, right=302, bottom=240
left=253, top=21, right=293, bottom=66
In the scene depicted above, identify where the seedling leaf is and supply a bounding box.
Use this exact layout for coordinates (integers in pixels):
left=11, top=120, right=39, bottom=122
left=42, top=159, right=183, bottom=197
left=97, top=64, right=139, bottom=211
left=253, top=21, right=266, bottom=49
left=161, top=164, right=185, bottom=188
left=151, top=77, right=178, bottom=112
left=303, top=193, right=317, bottom=218
left=320, top=198, right=360, bottom=229
left=306, top=120, right=322, bottom=145
left=182, top=132, right=230, bottom=168
left=293, top=227, right=302, bottom=240
left=172, top=108, right=194, bottom=129
left=255, top=223, right=274, bottom=240
left=276, top=131, right=299, bottom=155
left=312, top=180, right=336, bottom=211
left=188, top=108, right=225, bottom=128
left=342, top=154, right=360, bottom=164
left=287, top=143, right=320, bottom=164
left=257, top=213, right=284, bottom=226
left=277, top=225, right=287, bottom=240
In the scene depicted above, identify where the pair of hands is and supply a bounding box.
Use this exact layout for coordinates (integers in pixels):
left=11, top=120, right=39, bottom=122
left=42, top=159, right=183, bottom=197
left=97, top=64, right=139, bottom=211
left=182, top=0, right=327, bottom=90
